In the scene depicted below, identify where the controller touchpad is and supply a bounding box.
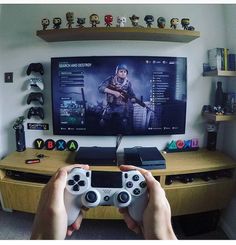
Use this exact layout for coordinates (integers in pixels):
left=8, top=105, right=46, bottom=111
left=91, top=171, right=122, bottom=188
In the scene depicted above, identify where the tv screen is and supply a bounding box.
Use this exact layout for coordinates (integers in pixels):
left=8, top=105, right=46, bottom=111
left=51, top=56, right=187, bottom=136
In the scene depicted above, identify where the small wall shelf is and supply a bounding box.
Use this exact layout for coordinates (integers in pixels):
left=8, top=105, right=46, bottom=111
left=203, top=112, right=236, bottom=122
left=203, top=70, right=236, bottom=77
left=36, top=27, right=200, bottom=43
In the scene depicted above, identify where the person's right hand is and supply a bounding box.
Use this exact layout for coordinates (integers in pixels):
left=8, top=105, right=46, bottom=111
left=119, top=165, right=177, bottom=240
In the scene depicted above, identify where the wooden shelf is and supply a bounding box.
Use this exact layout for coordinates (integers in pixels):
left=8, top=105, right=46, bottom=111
left=203, top=112, right=236, bottom=122
left=36, top=27, right=200, bottom=43
left=203, top=70, right=236, bottom=77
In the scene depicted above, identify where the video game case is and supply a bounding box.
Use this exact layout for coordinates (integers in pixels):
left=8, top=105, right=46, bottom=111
left=208, top=48, right=229, bottom=71
left=228, top=54, right=236, bottom=71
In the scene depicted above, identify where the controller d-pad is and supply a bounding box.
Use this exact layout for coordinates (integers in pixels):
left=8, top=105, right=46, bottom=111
left=73, top=184, right=80, bottom=192
left=133, top=188, right=141, bottom=195
left=68, top=179, right=75, bottom=186
left=78, top=180, right=85, bottom=186
left=73, top=175, right=80, bottom=181
left=132, top=175, right=139, bottom=181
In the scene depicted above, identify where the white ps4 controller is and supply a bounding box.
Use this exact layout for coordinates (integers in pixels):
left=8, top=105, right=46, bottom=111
left=64, top=168, right=148, bottom=226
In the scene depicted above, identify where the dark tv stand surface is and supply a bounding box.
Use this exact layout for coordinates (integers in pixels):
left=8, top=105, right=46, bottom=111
left=0, top=148, right=235, bottom=219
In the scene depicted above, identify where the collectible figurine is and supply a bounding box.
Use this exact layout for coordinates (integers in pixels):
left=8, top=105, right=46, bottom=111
left=181, top=18, right=195, bottom=31
left=181, top=18, right=190, bottom=30
left=129, top=14, right=140, bottom=27
left=144, top=15, right=154, bottom=28
left=77, top=17, right=86, bottom=28
left=116, top=16, right=126, bottom=27
left=66, top=12, right=74, bottom=28
left=157, top=17, right=166, bottom=28
left=53, top=17, right=62, bottom=29
left=170, top=18, right=179, bottom=29
left=41, top=18, right=50, bottom=30
left=89, top=13, right=100, bottom=27
left=104, top=14, right=113, bottom=27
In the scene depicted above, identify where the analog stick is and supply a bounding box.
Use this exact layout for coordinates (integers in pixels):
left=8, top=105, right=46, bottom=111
left=117, top=191, right=130, bottom=204
left=85, top=191, right=98, bottom=203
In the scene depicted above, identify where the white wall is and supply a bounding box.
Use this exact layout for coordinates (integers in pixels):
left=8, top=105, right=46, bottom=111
left=0, top=4, right=227, bottom=159
left=218, top=5, right=236, bottom=240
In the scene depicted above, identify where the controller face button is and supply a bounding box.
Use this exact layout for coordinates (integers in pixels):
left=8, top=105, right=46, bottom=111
left=117, top=191, right=130, bottom=203
left=124, top=173, right=128, bottom=178
left=104, top=196, right=110, bottom=201
left=133, top=188, right=141, bottom=195
left=126, top=181, right=133, bottom=188
left=78, top=180, right=85, bottom=186
left=139, top=181, right=146, bottom=188
left=85, top=191, right=97, bottom=203
left=73, top=184, right=80, bottom=192
left=132, top=175, right=139, bottom=181
left=68, top=179, right=75, bottom=186
left=86, top=172, right=90, bottom=177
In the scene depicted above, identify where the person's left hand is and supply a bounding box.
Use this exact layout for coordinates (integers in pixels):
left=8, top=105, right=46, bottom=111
left=31, top=164, right=89, bottom=240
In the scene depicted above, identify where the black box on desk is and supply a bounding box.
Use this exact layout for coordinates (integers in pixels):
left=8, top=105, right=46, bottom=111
left=74, top=147, right=117, bottom=166
left=124, top=147, right=166, bottom=170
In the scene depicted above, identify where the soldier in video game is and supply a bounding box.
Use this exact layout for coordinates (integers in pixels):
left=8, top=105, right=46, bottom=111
left=98, top=64, right=137, bottom=133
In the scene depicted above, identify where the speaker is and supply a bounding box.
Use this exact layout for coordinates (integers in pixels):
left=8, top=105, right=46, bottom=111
left=15, top=127, right=26, bottom=152
left=207, top=132, right=217, bottom=151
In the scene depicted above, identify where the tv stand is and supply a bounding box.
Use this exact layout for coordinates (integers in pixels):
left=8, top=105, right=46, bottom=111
left=0, top=148, right=235, bottom=218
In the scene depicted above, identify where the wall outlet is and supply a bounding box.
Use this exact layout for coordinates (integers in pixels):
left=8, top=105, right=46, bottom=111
left=4, top=72, right=13, bottom=83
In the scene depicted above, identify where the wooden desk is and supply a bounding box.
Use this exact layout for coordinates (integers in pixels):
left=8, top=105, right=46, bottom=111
left=0, top=148, right=235, bottom=218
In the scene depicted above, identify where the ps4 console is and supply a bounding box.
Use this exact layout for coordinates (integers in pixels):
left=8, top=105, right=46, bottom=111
left=124, top=147, right=166, bottom=170
left=74, top=147, right=117, bottom=166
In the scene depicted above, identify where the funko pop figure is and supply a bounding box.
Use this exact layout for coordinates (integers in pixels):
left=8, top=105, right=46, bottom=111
left=129, top=14, right=140, bottom=27
left=157, top=17, right=166, bottom=28
left=53, top=17, right=62, bottom=29
left=104, top=14, right=113, bottom=27
left=144, top=15, right=154, bottom=28
left=116, top=16, right=126, bottom=27
left=77, top=18, right=86, bottom=28
left=41, top=18, right=50, bottom=30
left=181, top=18, right=195, bottom=30
left=90, top=14, right=100, bottom=27
left=66, top=12, right=74, bottom=28
left=170, top=18, right=179, bottom=29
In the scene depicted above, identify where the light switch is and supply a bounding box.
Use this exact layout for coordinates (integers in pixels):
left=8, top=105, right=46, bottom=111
left=4, top=72, right=13, bottom=83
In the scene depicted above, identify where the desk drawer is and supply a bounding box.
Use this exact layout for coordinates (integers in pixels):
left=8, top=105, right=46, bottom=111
left=0, top=178, right=45, bottom=213
left=165, top=180, right=235, bottom=216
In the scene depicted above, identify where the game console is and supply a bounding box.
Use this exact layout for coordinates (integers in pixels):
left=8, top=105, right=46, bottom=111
left=74, top=147, right=117, bottom=166
left=27, top=92, right=44, bottom=105
left=124, top=147, right=166, bottom=169
left=27, top=78, right=44, bottom=90
left=64, top=168, right=148, bottom=225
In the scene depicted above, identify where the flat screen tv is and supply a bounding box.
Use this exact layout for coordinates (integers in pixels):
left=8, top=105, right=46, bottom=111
left=51, top=56, right=187, bottom=136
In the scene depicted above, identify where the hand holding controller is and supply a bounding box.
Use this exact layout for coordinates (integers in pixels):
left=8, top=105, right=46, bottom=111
left=64, top=168, right=148, bottom=226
